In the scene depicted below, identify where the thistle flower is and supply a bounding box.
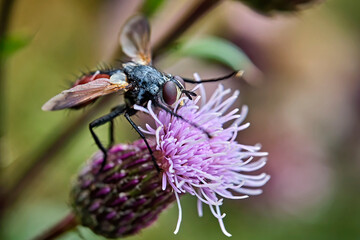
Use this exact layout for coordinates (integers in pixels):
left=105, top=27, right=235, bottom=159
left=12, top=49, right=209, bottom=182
left=71, top=74, right=269, bottom=238
left=134, top=74, right=269, bottom=236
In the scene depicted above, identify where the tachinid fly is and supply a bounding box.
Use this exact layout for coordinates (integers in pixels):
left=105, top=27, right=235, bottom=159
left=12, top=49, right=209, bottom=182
left=42, top=16, right=243, bottom=172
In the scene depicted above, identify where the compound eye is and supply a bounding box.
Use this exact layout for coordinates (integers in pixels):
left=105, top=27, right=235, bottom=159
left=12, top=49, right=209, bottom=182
left=163, top=81, right=178, bottom=105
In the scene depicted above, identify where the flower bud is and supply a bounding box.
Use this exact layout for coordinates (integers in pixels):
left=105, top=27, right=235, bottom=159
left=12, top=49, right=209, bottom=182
left=70, top=141, right=175, bottom=238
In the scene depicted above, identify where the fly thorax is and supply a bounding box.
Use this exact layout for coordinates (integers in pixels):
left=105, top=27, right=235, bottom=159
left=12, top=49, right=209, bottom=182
left=123, top=64, right=167, bottom=104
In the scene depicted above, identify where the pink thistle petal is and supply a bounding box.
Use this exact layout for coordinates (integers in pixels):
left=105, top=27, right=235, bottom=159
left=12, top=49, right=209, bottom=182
left=137, top=74, right=269, bottom=236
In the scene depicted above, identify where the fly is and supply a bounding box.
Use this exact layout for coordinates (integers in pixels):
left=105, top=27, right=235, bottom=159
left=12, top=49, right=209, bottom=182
left=42, top=16, right=243, bottom=172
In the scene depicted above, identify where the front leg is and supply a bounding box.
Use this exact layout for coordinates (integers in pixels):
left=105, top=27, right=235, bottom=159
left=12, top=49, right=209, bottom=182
left=154, top=100, right=211, bottom=138
left=89, top=105, right=126, bottom=172
left=108, top=107, right=118, bottom=149
left=124, top=112, right=161, bottom=172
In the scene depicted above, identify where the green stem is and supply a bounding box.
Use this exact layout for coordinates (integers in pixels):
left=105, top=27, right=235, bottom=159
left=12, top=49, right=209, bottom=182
left=32, top=212, right=78, bottom=240
left=0, top=0, right=16, bottom=217
left=0, top=0, right=16, bottom=163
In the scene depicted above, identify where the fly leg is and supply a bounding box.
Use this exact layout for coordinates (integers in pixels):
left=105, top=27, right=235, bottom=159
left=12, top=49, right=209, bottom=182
left=109, top=119, right=114, bottom=148
left=89, top=105, right=126, bottom=172
left=124, top=111, right=161, bottom=172
left=108, top=107, right=117, bottom=149
left=154, top=100, right=212, bottom=138
left=180, top=70, right=243, bottom=84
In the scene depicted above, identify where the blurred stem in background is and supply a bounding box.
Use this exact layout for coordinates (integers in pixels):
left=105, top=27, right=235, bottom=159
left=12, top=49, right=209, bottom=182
left=152, top=0, right=221, bottom=58
left=0, top=0, right=223, bottom=219
left=0, top=0, right=16, bottom=163
left=0, top=0, right=16, bottom=214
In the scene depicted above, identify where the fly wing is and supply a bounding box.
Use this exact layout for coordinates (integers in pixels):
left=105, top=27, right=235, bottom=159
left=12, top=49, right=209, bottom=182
left=42, top=79, right=129, bottom=111
left=120, top=15, right=152, bottom=65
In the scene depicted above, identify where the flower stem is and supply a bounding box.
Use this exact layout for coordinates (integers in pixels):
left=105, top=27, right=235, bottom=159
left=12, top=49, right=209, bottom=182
left=0, top=0, right=16, bottom=168
left=32, top=212, right=78, bottom=240
left=0, top=0, right=16, bottom=219
left=153, top=0, right=222, bottom=58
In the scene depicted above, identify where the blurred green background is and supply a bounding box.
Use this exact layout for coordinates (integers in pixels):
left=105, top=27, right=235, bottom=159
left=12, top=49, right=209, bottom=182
left=1, top=0, right=360, bottom=239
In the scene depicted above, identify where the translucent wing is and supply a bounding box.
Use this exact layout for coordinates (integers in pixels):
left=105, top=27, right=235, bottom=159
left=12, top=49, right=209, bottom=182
left=42, top=78, right=129, bottom=111
left=120, top=15, right=152, bottom=65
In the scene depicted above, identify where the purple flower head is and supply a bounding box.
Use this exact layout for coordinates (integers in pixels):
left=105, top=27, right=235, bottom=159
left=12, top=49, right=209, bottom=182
left=71, top=141, right=176, bottom=238
left=134, top=73, right=270, bottom=237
